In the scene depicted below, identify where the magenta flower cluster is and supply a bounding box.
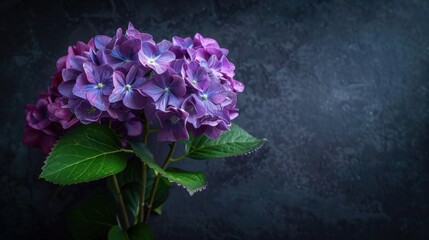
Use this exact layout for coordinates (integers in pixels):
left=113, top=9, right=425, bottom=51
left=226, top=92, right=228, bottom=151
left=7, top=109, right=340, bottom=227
left=24, top=23, right=243, bottom=153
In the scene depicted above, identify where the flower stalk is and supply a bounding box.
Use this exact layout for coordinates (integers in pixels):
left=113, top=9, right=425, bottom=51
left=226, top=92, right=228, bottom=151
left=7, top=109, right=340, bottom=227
left=139, top=119, right=150, bottom=223
left=145, top=141, right=176, bottom=223
left=111, top=174, right=130, bottom=229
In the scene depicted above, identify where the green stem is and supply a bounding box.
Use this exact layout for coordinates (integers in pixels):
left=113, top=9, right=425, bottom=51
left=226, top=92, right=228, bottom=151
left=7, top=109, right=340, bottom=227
left=171, top=153, right=187, bottom=162
left=145, top=141, right=176, bottom=223
left=139, top=119, right=150, bottom=223
left=111, top=174, right=130, bottom=229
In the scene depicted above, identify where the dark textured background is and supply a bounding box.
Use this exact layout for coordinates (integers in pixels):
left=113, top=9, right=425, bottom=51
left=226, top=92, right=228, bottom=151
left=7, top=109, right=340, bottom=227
left=1, top=0, right=428, bottom=239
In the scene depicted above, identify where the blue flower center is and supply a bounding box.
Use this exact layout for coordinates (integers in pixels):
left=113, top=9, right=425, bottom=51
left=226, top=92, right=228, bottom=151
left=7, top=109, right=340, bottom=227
left=164, top=87, right=169, bottom=93
left=97, top=83, right=104, bottom=89
left=201, top=94, right=208, bottom=100
left=148, top=59, right=156, bottom=64
left=125, top=84, right=132, bottom=91
left=192, top=80, right=197, bottom=85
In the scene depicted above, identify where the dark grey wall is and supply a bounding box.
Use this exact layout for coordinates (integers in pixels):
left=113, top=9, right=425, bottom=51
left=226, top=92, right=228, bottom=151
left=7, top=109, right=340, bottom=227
left=1, top=0, right=428, bottom=239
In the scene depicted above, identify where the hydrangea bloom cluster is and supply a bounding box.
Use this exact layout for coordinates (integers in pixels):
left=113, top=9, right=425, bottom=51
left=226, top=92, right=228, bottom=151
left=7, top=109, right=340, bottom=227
left=24, top=23, right=243, bottom=153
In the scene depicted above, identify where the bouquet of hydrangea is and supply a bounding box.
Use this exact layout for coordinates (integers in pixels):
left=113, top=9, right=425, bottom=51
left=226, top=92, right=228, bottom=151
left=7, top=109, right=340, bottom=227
left=23, top=23, right=263, bottom=240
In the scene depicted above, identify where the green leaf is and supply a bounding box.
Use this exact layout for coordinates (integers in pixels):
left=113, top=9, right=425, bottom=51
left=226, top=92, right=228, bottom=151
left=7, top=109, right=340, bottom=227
left=108, top=225, right=129, bottom=240
left=67, top=195, right=117, bottom=240
left=153, top=204, right=163, bottom=215
left=165, top=168, right=207, bottom=195
left=130, top=142, right=206, bottom=195
left=185, top=123, right=264, bottom=159
left=128, top=142, right=159, bottom=172
left=121, top=182, right=141, bottom=220
left=107, top=224, right=152, bottom=240
left=40, top=124, right=129, bottom=185
left=128, top=224, right=153, bottom=240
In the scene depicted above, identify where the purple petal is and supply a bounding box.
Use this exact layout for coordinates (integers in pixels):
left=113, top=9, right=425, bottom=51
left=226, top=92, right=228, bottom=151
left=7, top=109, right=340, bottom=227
left=97, top=65, right=114, bottom=84
left=83, top=62, right=97, bottom=83
left=125, top=116, right=142, bottom=136
left=68, top=56, right=88, bottom=71
left=155, top=108, right=189, bottom=141
left=107, top=102, right=129, bottom=121
left=141, top=42, right=157, bottom=58
left=73, top=74, right=94, bottom=98
left=125, top=65, right=139, bottom=84
left=113, top=71, right=126, bottom=88
left=101, top=84, right=114, bottom=95
left=74, top=100, right=102, bottom=124
left=157, top=40, right=172, bottom=53
left=141, top=80, right=164, bottom=101
left=173, top=123, right=189, bottom=140
left=156, top=51, right=175, bottom=65
left=89, top=48, right=100, bottom=65
left=167, top=93, right=182, bottom=108
left=155, top=94, right=169, bottom=111
left=58, top=80, right=76, bottom=98
left=210, top=92, right=227, bottom=104
left=149, top=63, right=170, bottom=74
left=62, top=68, right=81, bottom=81
left=231, top=79, right=244, bottom=92
left=109, top=88, right=126, bottom=103
left=102, top=49, right=125, bottom=67
left=126, top=23, right=154, bottom=43
left=86, top=89, right=109, bottom=111
left=169, top=75, right=186, bottom=97
left=182, top=94, right=206, bottom=128
left=123, top=91, right=147, bottom=110
left=204, top=126, right=222, bottom=139
left=171, top=59, right=185, bottom=75
left=120, top=39, right=141, bottom=60
left=94, top=35, right=112, bottom=50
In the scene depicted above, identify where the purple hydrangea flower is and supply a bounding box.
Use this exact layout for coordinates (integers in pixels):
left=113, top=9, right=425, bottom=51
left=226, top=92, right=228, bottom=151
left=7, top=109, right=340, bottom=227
left=73, top=63, right=114, bottom=111
left=198, top=80, right=227, bottom=115
left=193, top=33, right=220, bottom=49
left=141, top=71, right=186, bottom=111
left=47, top=97, right=78, bottom=129
left=58, top=56, right=91, bottom=98
left=109, top=65, right=148, bottom=109
left=103, top=39, right=141, bottom=69
left=183, top=61, right=210, bottom=92
left=94, top=28, right=126, bottom=51
left=138, top=40, right=175, bottom=74
left=181, top=94, right=205, bottom=128
left=24, top=23, right=245, bottom=153
left=107, top=102, right=130, bottom=121
left=126, top=22, right=155, bottom=44
left=156, top=107, right=189, bottom=141
left=23, top=92, right=67, bottom=154
left=173, top=36, right=194, bottom=50
left=171, top=36, right=194, bottom=58
left=74, top=99, right=103, bottom=124
left=200, top=118, right=230, bottom=139
left=123, top=113, right=143, bottom=136
left=26, top=97, right=51, bottom=130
